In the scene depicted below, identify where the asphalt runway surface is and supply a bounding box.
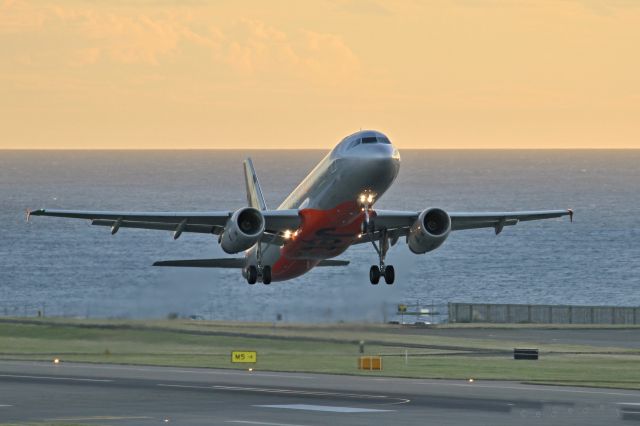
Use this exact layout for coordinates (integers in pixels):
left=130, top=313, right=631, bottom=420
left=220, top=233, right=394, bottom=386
left=1, top=361, right=639, bottom=425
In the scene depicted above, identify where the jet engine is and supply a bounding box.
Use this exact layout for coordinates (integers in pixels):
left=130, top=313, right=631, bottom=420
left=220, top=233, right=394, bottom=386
left=407, top=208, right=451, bottom=254
left=220, top=207, right=265, bottom=254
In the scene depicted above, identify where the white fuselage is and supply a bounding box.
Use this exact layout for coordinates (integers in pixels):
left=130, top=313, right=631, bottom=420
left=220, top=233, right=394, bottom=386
left=245, top=130, right=401, bottom=281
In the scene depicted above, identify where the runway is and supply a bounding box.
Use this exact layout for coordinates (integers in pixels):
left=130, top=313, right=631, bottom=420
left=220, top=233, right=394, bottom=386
left=1, top=361, right=639, bottom=425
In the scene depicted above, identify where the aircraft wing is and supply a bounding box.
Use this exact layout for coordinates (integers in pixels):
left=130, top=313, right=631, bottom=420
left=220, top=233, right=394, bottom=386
left=355, top=208, right=573, bottom=244
left=28, top=208, right=301, bottom=240
left=447, top=209, right=572, bottom=232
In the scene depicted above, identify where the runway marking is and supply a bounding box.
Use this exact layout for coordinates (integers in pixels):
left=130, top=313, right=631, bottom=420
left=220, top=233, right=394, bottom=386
left=226, top=421, right=310, bottom=426
left=0, top=404, right=13, bottom=407
left=255, top=404, right=394, bottom=413
left=157, top=383, right=410, bottom=404
left=158, top=383, right=387, bottom=399
left=211, top=385, right=389, bottom=399
left=41, top=363, right=312, bottom=379
left=48, top=416, right=153, bottom=421
left=0, top=374, right=112, bottom=383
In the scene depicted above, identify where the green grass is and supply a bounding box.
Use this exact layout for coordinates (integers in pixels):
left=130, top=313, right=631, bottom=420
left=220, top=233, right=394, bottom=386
left=1, top=318, right=639, bottom=389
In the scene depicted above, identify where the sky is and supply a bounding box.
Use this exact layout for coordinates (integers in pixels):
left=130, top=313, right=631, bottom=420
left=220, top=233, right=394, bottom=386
left=1, top=0, right=639, bottom=149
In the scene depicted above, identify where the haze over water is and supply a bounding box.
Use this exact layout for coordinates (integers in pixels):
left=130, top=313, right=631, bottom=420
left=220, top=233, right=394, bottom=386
left=1, top=150, right=638, bottom=321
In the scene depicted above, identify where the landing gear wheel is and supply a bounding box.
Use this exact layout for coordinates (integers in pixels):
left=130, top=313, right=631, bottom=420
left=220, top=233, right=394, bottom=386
left=247, top=266, right=258, bottom=285
left=369, top=265, right=381, bottom=285
left=262, top=265, right=272, bottom=285
left=383, top=265, right=395, bottom=285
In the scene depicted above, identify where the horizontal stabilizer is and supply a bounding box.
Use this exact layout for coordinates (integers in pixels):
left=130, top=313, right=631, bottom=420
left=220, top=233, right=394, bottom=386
left=317, top=259, right=350, bottom=267
left=153, top=258, right=349, bottom=268
left=153, top=258, right=245, bottom=268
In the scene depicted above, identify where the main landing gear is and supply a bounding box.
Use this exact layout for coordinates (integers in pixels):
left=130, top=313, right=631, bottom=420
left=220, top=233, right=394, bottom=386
left=360, top=191, right=394, bottom=285
left=246, top=239, right=272, bottom=285
left=246, top=265, right=271, bottom=285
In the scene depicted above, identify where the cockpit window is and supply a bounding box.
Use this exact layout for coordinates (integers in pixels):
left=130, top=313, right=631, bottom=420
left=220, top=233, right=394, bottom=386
left=348, top=138, right=360, bottom=149
left=345, top=135, right=392, bottom=149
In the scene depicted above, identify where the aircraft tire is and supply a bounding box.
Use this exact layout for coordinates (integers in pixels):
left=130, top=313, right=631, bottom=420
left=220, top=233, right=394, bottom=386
left=262, top=265, right=272, bottom=285
left=247, top=266, right=258, bottom=284
left=384, top=265, right=395, bottom=285
left=369, top=265, right=380, bottom=285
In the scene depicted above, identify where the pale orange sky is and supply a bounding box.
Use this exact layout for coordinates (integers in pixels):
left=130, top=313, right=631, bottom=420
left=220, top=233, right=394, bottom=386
left=1, top=0, right=639, bottom=149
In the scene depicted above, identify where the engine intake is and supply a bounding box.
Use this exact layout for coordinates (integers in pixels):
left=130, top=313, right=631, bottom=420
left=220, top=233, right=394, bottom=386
left=220, top=207, right=265, bottom=254
left=407, top=208, right=451, bottom=254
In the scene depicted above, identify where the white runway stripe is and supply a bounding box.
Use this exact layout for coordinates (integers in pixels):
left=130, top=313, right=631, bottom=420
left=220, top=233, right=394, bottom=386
left=47, top=363, right=312, bottom=379
left=255, top=404, right=394, bottom=413
left=157, top=383, right=389, bottom=399
left=212, top=385, right=388, bottom=399
left=226, top=421, right=310, bottom=426
left=0, top=374, right=112, bottom=382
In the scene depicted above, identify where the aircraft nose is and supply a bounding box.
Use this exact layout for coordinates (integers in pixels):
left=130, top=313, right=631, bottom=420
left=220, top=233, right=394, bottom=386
left=337, top=147, right=400, bottom=195
left=364, top=142, right=397, bottom=159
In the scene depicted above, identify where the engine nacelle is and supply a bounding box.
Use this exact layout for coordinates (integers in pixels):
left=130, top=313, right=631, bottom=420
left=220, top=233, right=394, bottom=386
left=407, top=208, right=451, bottom=254
left=220, top=207, right=265, bottom=254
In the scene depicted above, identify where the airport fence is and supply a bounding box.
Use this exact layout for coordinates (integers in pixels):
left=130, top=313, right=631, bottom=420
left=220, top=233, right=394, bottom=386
left=448, top=302, right=640, bottom=324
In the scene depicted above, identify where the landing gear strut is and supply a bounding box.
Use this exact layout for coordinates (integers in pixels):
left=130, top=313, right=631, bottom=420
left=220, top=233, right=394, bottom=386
left=360, top=192, right=395, bottom=285
left=246, top=239, right=272, bottom=285
left=369, top=229, right=395, bottom=285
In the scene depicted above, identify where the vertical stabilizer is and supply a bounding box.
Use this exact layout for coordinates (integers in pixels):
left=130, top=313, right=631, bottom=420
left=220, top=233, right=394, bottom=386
left=243, top=158, right=268, bottom=210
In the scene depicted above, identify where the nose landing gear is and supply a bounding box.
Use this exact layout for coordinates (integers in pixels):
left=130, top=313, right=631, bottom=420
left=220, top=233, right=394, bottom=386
left=359, top=191, right=395, bottom=286
left=368, top=226, right=395, bottom=285
left=369, top=265, right=395, bottom=285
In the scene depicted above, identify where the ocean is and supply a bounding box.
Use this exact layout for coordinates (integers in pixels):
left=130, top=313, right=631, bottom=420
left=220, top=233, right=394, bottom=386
left=1, top=150, right=638, bottom=322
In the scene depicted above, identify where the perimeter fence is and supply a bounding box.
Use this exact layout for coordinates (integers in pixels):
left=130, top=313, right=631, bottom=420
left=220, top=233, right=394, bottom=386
left=449, top=302, right=640, bottom=324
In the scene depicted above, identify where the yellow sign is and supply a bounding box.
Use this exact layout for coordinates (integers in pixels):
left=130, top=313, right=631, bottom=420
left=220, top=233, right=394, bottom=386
left=358, top=356, right=383, bottom=371
left=397, top=304, right=407, bottom=313
left=231, top=351, right=257, bottom=363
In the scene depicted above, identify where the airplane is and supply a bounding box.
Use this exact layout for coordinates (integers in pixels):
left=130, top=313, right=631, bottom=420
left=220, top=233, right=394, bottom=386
left=28, top=130, right=573, bottom=285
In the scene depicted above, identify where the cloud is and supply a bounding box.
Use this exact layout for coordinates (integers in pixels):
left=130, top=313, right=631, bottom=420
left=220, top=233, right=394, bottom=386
left=1, top=2, right=360, bottom=85
left=218, top=19, right=359, bottom=84
left=0, top=0, right=48, bottom=33
left=569, top=0, right=640, bottom=16
left=336, top=0, right=392, bottom=16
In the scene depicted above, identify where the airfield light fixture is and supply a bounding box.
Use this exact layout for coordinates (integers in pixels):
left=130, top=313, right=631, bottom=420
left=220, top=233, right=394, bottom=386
left=53, top=358, right=60, bottom=364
